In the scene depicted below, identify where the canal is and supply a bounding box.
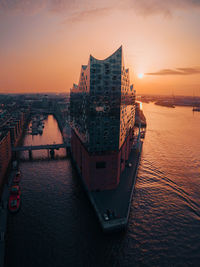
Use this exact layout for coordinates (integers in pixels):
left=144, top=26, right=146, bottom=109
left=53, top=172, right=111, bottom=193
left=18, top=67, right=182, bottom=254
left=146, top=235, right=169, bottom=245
left=5, top=115, right=96, bottom=266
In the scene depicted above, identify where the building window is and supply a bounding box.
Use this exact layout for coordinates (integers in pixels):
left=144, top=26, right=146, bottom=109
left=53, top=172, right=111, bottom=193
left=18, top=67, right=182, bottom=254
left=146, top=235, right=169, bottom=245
left=96, top=161, right=106, bottom=169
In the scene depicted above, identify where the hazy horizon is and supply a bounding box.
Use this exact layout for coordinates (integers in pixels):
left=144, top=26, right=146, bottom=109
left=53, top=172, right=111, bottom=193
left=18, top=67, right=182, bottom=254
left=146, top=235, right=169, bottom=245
left=0, top=0, right=200, bottom=96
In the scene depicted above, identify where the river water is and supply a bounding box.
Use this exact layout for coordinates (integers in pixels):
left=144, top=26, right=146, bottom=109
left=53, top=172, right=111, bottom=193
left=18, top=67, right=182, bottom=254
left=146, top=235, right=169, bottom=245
left=5, top=107, right=200, bottom=266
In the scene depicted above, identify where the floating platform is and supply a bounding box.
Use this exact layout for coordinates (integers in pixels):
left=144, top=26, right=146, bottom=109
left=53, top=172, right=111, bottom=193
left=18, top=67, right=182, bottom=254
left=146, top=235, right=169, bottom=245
left=71, top=141, right=143, bottom=232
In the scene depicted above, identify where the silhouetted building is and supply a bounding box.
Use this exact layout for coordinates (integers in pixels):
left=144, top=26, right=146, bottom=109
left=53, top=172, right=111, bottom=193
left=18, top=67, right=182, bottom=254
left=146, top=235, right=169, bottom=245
left=0, top=107, right=30, bottom=194
left=0, top=131, right=12, bottom=190
left=70, top=46, right=136, bottom=191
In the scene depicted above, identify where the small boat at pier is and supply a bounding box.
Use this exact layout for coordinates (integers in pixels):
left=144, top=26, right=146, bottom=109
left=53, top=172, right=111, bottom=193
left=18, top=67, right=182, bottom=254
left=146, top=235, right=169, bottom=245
left=13, top=171, right=21, bottom=183
left=8, top=185, right=21, bottom=213
left=140, top=130, right=145, bottom=139
left=193, top=107, right=200, bottom=112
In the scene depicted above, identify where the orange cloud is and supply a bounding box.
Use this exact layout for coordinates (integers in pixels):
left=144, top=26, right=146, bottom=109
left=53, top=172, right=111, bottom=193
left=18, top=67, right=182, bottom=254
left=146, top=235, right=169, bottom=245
left=130, top=0, right=200, bottom=16
left=65, top=7, right=113, bottom=23
left=1, top=0, right=200, bottom=17
left=146, top=67, right=200, bottom=76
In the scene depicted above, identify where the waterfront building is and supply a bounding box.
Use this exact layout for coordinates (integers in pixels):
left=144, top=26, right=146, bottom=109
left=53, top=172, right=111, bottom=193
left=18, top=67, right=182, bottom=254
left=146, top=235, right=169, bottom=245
left=0, top=131, right=12, bottom=192
left=70, top=46, right=136, bottom=191
left=2, top=110, right=27, bottom=147
left=0, top=108, right=30, bottom=194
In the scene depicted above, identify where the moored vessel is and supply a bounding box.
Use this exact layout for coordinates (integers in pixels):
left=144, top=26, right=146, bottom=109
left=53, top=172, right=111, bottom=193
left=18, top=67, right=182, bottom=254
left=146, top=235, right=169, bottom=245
left=8, top=185, right=21, bottom=212
left=13, top=171, right=21, bottom=184
left=193, top=107, right=200, bottom=112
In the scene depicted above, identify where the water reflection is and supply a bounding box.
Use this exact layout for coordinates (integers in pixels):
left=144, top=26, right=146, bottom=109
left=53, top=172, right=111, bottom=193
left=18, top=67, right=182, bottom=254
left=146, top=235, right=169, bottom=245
left=21, top=115, right=66, bottom=159
left=5, top=105, right=200, bottom=267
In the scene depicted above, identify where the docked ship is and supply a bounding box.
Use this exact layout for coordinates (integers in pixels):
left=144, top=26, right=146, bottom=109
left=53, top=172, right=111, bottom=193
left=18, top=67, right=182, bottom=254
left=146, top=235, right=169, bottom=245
left=8, top=185, right=21, bottom=213
left=154, top=100, right=175, bottom=108
left=192, top=107, right=200, bottom=112
left=70, top=46, right=143, bottom=232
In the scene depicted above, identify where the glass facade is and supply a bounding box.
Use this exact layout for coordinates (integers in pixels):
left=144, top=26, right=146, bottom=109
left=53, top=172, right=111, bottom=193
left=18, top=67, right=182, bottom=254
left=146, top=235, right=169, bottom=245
left=70, top=46, right=135, bottom=152
left=70, top=46, right=136, bottom=190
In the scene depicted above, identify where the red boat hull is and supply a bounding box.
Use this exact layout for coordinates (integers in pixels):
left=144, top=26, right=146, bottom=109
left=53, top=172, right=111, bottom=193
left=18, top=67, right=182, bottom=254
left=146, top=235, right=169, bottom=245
left=9, top=185, right=21, bottom=212
left=8, top=195, right=21, bottom=212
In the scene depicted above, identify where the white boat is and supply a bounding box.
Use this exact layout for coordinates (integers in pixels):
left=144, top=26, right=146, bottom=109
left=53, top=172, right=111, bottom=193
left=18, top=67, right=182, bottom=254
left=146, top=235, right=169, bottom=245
left=38, top=125, right=43, bottom=134
left=140, top=131, right=145, bottom=139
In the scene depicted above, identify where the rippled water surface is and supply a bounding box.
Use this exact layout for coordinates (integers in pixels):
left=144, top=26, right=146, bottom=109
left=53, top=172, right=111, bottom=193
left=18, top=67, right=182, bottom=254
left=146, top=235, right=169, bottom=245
left=5, top=106, right=200, bottom=266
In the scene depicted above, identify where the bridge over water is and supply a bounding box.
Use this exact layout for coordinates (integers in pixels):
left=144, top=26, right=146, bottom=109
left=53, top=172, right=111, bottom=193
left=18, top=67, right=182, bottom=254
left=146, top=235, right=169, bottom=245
left=12, top=143, right=70, bottom=152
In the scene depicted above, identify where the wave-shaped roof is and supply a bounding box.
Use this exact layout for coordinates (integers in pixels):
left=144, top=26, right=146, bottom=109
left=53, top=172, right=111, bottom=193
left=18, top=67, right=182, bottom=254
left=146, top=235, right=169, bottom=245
left=90, top=45, right=122, bottom=62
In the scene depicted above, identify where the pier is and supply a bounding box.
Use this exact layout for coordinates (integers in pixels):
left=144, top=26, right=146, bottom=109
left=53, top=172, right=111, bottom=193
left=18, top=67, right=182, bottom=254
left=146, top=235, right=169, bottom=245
left=90, top=141, right=143, bottom=232
left=71, top=139, right=143, bottom=232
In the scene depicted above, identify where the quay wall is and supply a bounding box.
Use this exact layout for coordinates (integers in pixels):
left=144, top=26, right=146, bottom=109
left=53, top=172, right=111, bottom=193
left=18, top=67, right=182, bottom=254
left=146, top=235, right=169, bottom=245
left=0, top=132, right=12, bottom=196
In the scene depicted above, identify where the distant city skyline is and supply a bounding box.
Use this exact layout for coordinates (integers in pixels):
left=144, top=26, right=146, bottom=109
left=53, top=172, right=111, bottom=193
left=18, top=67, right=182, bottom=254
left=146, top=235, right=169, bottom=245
left=0, top=0, right=200, bottom=96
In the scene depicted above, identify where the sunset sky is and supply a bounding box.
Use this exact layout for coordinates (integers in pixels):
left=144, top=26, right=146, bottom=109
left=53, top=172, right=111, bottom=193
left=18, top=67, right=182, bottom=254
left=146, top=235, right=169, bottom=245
left=0, top=0, right=200, bottom=96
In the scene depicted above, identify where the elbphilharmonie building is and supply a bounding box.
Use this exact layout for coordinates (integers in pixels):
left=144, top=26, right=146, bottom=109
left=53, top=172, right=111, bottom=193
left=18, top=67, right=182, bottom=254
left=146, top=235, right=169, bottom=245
left=70, top=46, right=136, bottom=191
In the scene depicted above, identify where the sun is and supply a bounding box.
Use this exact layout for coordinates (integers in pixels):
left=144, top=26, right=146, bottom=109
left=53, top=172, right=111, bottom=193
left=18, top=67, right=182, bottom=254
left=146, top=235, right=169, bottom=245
left=138, top=73, right=144, bottom=79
